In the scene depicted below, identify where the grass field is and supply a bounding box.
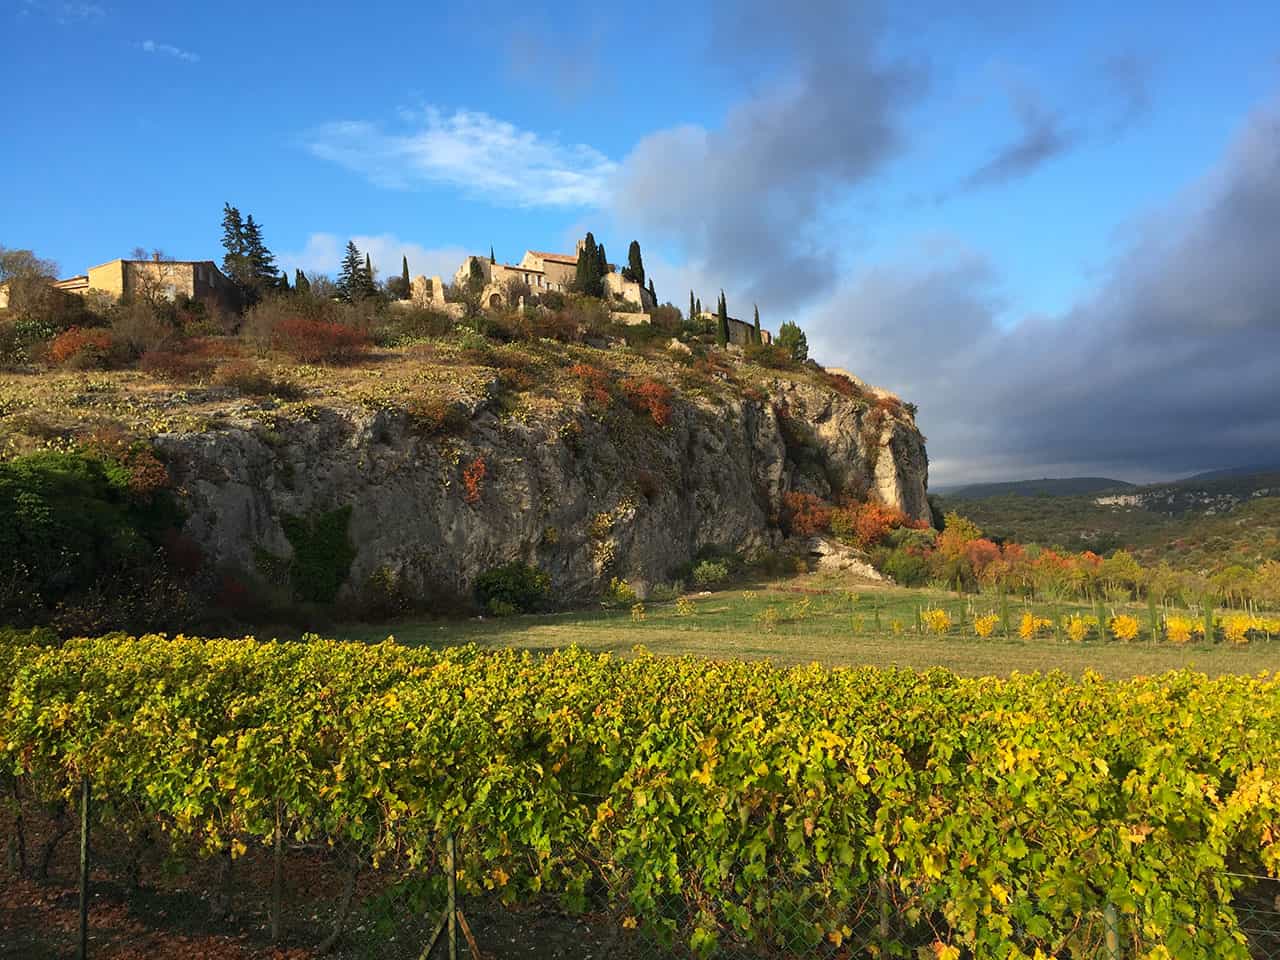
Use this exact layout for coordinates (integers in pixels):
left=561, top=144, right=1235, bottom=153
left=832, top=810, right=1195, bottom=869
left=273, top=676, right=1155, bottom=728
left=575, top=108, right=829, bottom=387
left=324, top=571, right=1280, bottom=678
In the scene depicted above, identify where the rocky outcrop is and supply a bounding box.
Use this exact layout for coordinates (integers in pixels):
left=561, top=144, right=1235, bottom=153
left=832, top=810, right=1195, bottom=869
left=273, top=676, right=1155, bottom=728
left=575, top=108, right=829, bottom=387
left=154, top=377, right=929, bottom=607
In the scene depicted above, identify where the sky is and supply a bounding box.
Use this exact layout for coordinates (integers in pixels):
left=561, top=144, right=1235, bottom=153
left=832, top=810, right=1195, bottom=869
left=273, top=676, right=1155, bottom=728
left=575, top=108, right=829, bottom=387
left=4, top=0, right=1280, bottom=485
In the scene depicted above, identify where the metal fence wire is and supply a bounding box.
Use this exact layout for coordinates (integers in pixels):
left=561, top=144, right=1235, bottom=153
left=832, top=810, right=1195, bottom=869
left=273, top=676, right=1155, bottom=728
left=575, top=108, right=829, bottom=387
left=3, top=786, right=1280, bottom=959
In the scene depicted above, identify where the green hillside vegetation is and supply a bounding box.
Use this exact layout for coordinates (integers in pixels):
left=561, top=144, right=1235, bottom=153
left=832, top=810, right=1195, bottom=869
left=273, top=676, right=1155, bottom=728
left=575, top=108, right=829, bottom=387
left=941, top=476, right=1132, bottom=499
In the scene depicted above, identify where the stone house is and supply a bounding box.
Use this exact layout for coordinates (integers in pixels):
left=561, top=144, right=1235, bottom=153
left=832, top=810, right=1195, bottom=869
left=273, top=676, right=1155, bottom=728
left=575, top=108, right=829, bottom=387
left=453, top=241, right=655, bottom=311
left=51, top=258, right=238, bottom=309
left=698, top=311, right=773, bottom=346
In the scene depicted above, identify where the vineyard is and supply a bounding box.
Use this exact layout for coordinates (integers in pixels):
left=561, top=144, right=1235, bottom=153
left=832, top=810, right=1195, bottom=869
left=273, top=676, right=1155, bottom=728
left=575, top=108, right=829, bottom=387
left=3, top=633, right=1280, bottom=957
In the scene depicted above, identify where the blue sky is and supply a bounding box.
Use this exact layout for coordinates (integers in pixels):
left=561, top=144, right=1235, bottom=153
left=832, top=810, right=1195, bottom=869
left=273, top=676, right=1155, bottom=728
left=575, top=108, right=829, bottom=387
left=5, top=0, right=1280, bottom=483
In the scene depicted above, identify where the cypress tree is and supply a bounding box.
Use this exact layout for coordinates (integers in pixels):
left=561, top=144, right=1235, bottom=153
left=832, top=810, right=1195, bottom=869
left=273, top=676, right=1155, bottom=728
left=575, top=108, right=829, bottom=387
left=220, top=203, right=251, bottom=296
left=716, top=290, right=729, bottom=347
left=401, top=255, right=410, bottom=297
left=295, top=269, right=310, bottom=295
left=363, top=253, right=376, bottom=297
left=490, top=245, right=496, bottom=265
left=574, top=233, right=595, bottom=293
left=596, top=243, right=609, bottom=295
left=279, top=270, right=290, bottom=292
left=753, top=304, right=761, bottom=344
left=647, top=277, right=656, bottom=305
left=689, top=290, right=695, bottom=322
left=338, top=241, right=364, bottom=302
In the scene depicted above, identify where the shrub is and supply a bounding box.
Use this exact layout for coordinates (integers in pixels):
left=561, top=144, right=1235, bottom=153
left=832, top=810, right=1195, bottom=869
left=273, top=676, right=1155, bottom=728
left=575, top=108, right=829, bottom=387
left=880, top=546, right=931, bottom=586
left=1164, top=615, right=1194, bottom=644
left=1109, top=614, right=1141, bottom=642
left=570, top=363, right=612, bottom=407
left=48, top=326, right=114, bottom=368
left=280, top=506, right=357, bottom=604
left=830, top=501, right=917, bottom=548
left=754, top=605, right=780, bottom=633
left=272, top=316, right=370, bottom=364
left=109, top=299, right=175, bottom=358
left=211, top=360, right=302, bottom=399
left=620, top=377, right=673, bottom=427
left=601, top=577, right=639, bottom=609
left=921, top=608, right=952, bottom=634
left=139, top=337, right=233, bottom=381
left=462, top=456, right=486, bottom=504
left=377, top=307, right=455, bottom=345
left=781, top=492, right=832, bottom=537
left=691, top=559, right=730, bottom=586
left=474, top=561, right=550, bottom=614
left=407, top=394, right=470, bottom=436
left=974, top=614, right=999, bottom=638
left=630, top=602, right=647, bottom=622
left=743, top=342, right=800, bottom=371
left=649, top=305, right=682, bottom=333
left=1018, top=612, right=1053, bottom=640
left=675, top=596, right=695, bottom=617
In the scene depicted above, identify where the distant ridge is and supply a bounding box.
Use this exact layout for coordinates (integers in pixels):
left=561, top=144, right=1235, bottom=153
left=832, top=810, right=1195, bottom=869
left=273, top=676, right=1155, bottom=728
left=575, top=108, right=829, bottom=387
left=941, top=477, right=1133, bottom=500
left=1174, top=463, right=1280, bottom=484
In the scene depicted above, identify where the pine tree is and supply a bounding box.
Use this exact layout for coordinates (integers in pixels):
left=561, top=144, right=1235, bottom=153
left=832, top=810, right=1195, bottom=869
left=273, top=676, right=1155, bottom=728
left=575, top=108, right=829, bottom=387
left=242, top=215, right=277, bottom=299
left=279, top=270, right=290, bottom=292
left=753, top=304, right=761, bottom=344
left=624, top=240, right=645, bottom=285
left=401, top=255, right=410, bottom=298
left=295, top=269, right=311, bottom=295
left=716, top=290, right=729, bottom=347
left=220, top=203, right=251, bottom=295
left=338, top=241, right=364, bottom=302
left=777, top=321, right=809, bottom=362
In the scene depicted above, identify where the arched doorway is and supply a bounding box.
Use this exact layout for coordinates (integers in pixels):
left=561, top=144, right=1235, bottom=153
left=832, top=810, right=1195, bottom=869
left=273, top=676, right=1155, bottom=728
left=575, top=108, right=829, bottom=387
left=488, top=293, right=503, bottom=308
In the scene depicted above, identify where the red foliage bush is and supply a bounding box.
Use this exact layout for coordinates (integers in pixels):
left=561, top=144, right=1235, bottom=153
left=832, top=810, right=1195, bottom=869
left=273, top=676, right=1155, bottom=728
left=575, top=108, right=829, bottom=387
left=830, top=500, right=919, bottom=548
left=271, top=317, right=370, bottom=364
left=782, top=492, right=833, bottom=537
left=569, top=363, right=612, bottom=407
left=463, top=455, right=486, bottom=504
left=48, top=327, right=114, bottom=368
left=963, top=538, right=1002, bottom=577
left=822, top=372, right=863, bottom=398
left=139, top=338, right=237, bottom=381
left=83, top=427, right=171, bottom=499
left=620, top=377, right=673, bottom=427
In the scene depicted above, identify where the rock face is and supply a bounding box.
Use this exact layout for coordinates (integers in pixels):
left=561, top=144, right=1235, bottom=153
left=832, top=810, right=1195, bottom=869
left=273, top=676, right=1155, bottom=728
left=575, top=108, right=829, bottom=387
left=155, top=377, right=929, bottom=607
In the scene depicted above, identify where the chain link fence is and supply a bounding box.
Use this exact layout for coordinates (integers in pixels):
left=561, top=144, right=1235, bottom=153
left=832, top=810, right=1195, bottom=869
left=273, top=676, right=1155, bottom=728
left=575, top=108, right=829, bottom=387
left=3, top=784, right=1280, bottom=959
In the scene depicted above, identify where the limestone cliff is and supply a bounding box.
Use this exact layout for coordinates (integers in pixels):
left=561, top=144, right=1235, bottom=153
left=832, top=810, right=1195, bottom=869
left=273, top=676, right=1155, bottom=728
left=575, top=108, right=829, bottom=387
left=154, top=374, right=929, bottom=607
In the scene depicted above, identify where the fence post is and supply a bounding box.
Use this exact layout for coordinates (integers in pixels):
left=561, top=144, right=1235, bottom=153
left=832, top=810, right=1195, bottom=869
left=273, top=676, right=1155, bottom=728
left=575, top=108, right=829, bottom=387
left=447, top=834, right=458, bottom=960
left=78, top=776, right=91, bottom=960
left=1103, top=901, right=1121, bottom=959
left=271, top=800, right=283, bottom=943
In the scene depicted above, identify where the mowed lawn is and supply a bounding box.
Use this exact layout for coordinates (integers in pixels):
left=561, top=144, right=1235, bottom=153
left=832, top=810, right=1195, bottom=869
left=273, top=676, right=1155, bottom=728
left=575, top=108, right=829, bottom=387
left=325, top=572, right=1280, bottom=679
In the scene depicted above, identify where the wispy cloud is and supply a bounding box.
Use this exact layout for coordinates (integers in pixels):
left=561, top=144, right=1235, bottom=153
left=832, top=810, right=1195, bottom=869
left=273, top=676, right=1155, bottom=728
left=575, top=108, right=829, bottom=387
left=139, top=39, right=200, bottom=63
left=19, top=0, right=105, bottom=23
left=306, top=107, right=617, bottom=208
left=960, top=86, right=1075, bottom=190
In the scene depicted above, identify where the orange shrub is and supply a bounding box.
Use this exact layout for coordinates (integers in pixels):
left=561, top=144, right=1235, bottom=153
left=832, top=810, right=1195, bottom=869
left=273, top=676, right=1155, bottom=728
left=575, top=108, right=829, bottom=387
left=620, top=377, right=673, bottom=427
left=271, top=316, right=369, bottom=364
left=782, top=492, right=833, bottom=536
left=569, top=363, right=612, bottom=407
left=831, top=501, right=917, bottom=548
left=139, top=337, right=235, bottom=381
left=48, top=327, right=114, bottom=368
left=462, top=455, right=486, bottom=504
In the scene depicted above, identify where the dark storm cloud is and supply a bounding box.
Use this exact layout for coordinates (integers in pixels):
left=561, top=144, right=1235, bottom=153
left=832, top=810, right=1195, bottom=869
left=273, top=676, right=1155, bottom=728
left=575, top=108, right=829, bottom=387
left=960, top=88, right=1075, bottom=189
left=610, top=0, right=925, bottom=309
left=810, top=100, right=1280, bottom=483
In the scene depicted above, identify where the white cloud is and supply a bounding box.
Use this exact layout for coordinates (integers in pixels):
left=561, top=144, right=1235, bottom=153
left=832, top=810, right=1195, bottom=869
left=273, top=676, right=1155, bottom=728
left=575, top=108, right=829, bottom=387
left=278, top=233, right=467, bottom=283
left=140, top=39, right=199, bottom=62
left=307, top=107, right=617, bottom=208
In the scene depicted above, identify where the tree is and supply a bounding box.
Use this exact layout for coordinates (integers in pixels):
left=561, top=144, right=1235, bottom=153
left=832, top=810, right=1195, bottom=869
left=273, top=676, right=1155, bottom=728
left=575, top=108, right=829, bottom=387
left=623, top=240, right=645, bottom=285
left=753, top=304, right=761, bottom=344
left=338, top=241, right=365, bottom=302
left=689, top=290, right=696, bottom=323
left=647, top=277, right=656, bottom=306
left=294, top=269, right=311, bottom=295
left=716, top=290, right=729, bottom=347
left=467, top=257, right=485, bottom=294
left=243, top=215, right=277, bottom=295
left=777, top=320, right=808, bottom=361
left=220, top=203, right=250, bottom=293
left=401, top=255, right=410, bottom=298
left=695, top=296, right=702, bottom=318
left=0, top=247, right=57, bottom=283
left=489, top=245, right=496, bottom=265
left=278, top=270, right=290, bottom=292
left=574, top=233, right=606, bottom=298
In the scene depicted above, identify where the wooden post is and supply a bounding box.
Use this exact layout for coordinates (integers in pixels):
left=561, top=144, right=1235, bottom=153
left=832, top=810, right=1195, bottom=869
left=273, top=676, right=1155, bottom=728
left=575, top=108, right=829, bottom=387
left=78, top=777, right=91, bottom=960
left=270, top=801, right=283, bottom=943
left=1103, top=902, right=1121, bottom=959
left=447, top=835, right=458, bottom=960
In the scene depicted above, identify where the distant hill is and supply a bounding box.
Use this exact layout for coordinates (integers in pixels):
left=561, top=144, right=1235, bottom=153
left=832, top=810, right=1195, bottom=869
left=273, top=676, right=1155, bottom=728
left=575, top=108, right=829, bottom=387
left=1175, top=464, right=1280, bottom=484
left=940, top=477, right=1133, bottom=500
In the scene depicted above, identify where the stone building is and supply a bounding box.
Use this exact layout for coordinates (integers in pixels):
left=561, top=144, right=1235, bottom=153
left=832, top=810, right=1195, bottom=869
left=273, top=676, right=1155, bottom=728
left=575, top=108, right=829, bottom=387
left=698, top=311, right=773, bottom=346
left=51, top=258, right=238, bottom=308
left=453, top=241, right=655, bottom=311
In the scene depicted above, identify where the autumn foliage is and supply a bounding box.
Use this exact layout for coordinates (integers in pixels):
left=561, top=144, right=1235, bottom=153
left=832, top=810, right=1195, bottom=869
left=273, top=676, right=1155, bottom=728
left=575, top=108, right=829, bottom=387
left=782, top=492, right=833, bottom=536
left=620, top=377, right=673, bottom=427
left=48, top=327, right=114, bottom=367
left=830, top=500, right=922, bottom=548
left=271, top=317, right=369, bottom=364
left=462, top=455, right=486, bottom=504
left=569, top=363, right=611, bottom=407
